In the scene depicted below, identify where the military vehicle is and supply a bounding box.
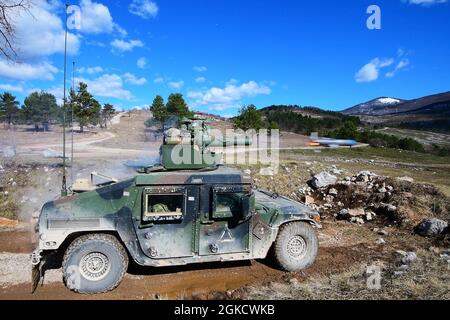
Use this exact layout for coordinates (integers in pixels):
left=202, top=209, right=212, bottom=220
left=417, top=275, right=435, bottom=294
left=31, top=119, right=321, bottom=294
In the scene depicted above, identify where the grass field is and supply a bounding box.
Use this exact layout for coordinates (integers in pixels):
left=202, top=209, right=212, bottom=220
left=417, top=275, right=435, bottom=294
left=284, top=146, right=450, bottom=165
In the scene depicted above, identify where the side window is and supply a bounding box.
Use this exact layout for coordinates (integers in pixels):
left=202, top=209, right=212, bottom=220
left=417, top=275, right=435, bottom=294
left=213, top=192, right=245, bottom=219
left=143, top=187, right=186, bottom=221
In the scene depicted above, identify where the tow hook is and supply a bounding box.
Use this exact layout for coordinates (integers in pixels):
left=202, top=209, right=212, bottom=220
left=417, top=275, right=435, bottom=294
left=31, top=250, right=42, bottom=266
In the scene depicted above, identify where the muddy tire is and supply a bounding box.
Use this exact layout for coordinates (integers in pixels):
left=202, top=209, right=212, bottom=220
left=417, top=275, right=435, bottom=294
left=62, top=234, right=128, bottom=294
left=273, top=222, right=318, bottom=272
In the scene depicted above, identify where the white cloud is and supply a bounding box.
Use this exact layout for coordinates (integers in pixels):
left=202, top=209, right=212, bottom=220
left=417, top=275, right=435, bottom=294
left=76, top=74, right=134, bottom=100
left=123, top=73, right=147, bottom=85
left=0, top=83, right=24, bottom=93
left=194, top=66, right=208, bottom=72
left=154, top=77, right=164, bottom=84
left=137, top=57, right=147, bottom=69
left=11, top=1, right=80, bottom=59
left=129, top=0, right=159, bottom=19
left=404, top=0, right=447, bottom=6
left=78, top=0, right=113, bottom=34
left=0, top=60, right=58, bottom=81
left=386, top=58, right=410, bottom=78
left=77, top=66, right=104, bottom=74
left=355, top=58, right=394, bottom=83
left=187, top=80, right=271, bottom=110
left=168, top=81, right=185, bottom=90
left=111, top=39, right=144, bottom=52
left=195, top=77, right=206, bottom=83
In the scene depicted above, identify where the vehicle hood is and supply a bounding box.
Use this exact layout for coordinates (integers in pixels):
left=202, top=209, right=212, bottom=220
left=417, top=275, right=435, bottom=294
left=255, top=189, right=318, bottom=216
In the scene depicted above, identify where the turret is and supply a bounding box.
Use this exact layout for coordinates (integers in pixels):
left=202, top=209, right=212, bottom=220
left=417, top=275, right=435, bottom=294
left=160, top=118, right=252, bottom=170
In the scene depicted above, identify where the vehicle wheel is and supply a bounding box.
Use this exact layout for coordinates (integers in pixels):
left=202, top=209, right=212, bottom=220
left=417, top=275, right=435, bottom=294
left=62, top=234, right=128, bottom=294
left=273, top=222, right=318, bottom=272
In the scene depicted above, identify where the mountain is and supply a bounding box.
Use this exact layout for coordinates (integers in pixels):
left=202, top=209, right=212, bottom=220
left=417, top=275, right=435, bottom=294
left=341, top=91, right=450, bottom=132
left=342, top=97, right=406, bottom=116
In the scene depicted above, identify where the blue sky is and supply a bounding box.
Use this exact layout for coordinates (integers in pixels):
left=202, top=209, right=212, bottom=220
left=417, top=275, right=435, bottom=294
left=0, top=0, right=449, bottom=116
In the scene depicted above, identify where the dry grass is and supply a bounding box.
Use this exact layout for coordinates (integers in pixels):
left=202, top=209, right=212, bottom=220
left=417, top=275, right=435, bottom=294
left=239, top=249, right=450, bottom=300
left=0, top=160, right=37, bottom=220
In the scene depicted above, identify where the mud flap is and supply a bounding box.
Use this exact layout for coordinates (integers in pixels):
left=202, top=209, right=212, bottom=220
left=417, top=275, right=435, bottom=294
left=31, top=260, right=44, bottom=294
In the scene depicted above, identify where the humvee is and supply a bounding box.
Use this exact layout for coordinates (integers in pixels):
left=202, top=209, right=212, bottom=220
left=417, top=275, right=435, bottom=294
left=31, top=119, right=320, bottom=294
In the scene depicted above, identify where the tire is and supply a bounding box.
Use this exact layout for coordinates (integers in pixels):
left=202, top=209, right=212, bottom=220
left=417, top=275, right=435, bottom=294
left=273, top=222, right=318, bottom=272
left=62, top=234, right=128, bottom=294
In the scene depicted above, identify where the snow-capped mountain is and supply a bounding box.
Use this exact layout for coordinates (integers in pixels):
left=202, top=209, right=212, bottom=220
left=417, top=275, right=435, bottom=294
left=342, top=97, right=406, bottom=116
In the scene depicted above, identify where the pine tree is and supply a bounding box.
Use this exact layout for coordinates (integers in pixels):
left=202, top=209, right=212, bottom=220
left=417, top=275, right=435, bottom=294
left=0, top=92, right=19, bottom=128
left=150, top=95, right=168, bottom=129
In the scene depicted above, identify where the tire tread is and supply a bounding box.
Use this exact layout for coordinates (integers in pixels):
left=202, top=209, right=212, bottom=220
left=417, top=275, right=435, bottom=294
left=62, top=233, right=128, bottom=294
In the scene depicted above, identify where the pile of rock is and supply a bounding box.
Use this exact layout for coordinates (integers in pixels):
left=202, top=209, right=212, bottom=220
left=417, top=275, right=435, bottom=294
left=304, top=171, right=400, bottom=225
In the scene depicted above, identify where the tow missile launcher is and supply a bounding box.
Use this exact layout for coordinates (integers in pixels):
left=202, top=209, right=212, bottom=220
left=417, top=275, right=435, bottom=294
left=160, top=118, right=252, bottom=170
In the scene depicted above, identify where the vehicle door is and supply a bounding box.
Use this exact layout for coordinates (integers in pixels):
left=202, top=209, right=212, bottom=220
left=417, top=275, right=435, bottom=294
left=135, top=185, right=199, bottom=259
left=198, top=184, right=253, bottom=256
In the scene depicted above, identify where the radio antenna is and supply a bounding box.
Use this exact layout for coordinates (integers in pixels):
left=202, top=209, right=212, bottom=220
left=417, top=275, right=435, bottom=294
left=61, top=3, right=69, bottom=197
left=71, top=61, right=75, bottom=183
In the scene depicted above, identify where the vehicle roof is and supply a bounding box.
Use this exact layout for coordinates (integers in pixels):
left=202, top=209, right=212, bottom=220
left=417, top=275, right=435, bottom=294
left=135, top=166, right=252, bottom=186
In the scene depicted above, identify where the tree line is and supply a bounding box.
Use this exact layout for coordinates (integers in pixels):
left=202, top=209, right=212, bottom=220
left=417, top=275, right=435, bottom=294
left=0, top=82, right=115, bottom=132
left=233, top=104, right=359, bottom=135
left=149, top=93, right=193, bottom=129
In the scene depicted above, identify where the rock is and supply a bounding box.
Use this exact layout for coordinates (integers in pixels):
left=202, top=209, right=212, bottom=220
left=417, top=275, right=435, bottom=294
left=348, top=208, right=365, bottom=217
left=378, top=187, right=387, bottom=193
left=308, top=172, right=337, bottom=190
left=365, top=211, right=375, bottom=221
left=243, top=169, right=252, bottom=175
left=397, top=251, right=418, bottom=265
left=415, top=218, right=448, bottom=237
left=378, top=203, right=397, bottom=214
left=328, top=188, right=338, bottom=196
left=0, top=217, right=19, bottom=228
left=337, top=209, right=350, bottom=220
left=289, top=278, right=299, bottom=285
left=0, top=164, right=4, bottom=172
left=305, top=195, right=315, bottom=205
left=397, top=176, right=414, bottom=183
left=351, top=217, right=365, bottom=225
left=376, top=238, right=386, bottom=245
left=398, top=264, right=410, bottom=271
left=378, top=229, right=388, bottom=236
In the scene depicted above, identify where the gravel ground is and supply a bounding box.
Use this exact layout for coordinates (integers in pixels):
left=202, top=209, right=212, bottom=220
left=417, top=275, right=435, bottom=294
left=0, top=253, right=61, bottom=288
